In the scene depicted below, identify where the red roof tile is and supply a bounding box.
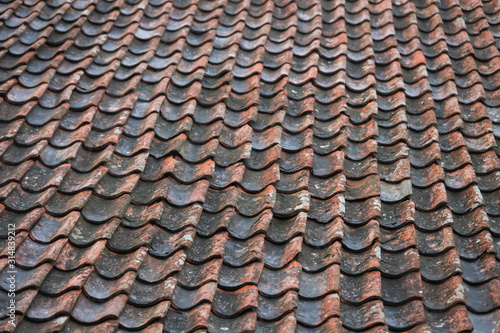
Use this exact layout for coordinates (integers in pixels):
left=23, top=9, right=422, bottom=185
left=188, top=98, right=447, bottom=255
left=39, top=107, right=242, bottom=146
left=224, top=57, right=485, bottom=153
left=0, top=0, right=500, bottom=331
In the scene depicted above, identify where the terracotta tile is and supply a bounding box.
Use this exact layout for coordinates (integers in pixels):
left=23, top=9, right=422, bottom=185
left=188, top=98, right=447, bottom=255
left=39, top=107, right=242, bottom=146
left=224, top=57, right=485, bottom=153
left=0, top=0, right=499, bottom=330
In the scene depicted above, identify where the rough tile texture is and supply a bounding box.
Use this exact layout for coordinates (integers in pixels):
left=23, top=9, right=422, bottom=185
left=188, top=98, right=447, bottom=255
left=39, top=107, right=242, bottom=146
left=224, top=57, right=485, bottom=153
left=0, top=0, right=499, bottom=331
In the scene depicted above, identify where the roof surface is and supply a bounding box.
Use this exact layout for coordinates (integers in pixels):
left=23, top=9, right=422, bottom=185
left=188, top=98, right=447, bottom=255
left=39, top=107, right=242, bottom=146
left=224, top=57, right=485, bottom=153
left=0, top=0, right=500, bottom=332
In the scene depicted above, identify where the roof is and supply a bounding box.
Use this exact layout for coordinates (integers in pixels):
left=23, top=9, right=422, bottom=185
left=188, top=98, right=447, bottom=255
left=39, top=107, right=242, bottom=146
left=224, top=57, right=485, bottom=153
left=0, top=0, right=500, bottom=331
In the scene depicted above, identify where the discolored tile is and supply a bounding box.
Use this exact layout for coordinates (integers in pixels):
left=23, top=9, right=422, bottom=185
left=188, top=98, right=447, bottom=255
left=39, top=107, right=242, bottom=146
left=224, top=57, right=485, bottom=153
left=0, top=0, right=498, bottom=331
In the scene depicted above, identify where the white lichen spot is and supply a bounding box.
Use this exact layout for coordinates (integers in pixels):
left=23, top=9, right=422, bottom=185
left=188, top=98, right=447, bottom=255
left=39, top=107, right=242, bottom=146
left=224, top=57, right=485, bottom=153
left=183, top=234, right=194, bottom=243
left=447, top=285, right=465, bottom=305
left=374, top=246, right=381, bottom=260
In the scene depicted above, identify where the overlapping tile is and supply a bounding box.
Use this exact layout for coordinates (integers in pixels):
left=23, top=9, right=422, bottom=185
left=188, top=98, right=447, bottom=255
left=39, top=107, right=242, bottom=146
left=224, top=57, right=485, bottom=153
left=0, top=0, right=499, bottom=331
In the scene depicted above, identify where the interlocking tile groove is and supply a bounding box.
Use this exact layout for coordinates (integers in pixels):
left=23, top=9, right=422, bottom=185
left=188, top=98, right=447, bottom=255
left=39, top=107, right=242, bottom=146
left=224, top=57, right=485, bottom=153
left=0, top=0, right=499, bottom=331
